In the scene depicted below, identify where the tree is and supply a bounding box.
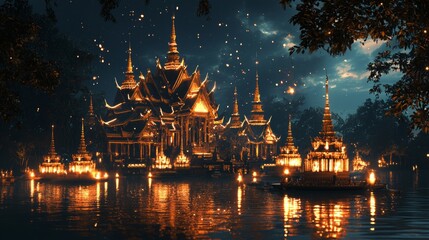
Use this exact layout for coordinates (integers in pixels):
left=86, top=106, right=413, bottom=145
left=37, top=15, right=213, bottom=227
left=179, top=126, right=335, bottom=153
left=0, top=0, right=93, bottom=170
left=0, top=0, right=59, bottom=122
left=280, top=0, right=429, bottom=132
left=341, top=99, right=410, bottom=166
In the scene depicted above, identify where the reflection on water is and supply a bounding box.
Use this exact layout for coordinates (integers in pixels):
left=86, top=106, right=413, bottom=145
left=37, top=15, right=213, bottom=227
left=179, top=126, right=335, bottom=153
left=0, top=171, right=429, bottom=239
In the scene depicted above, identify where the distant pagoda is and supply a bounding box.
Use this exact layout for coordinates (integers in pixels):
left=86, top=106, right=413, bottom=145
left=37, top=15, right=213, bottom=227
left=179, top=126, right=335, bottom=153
left=276, top=115, right=302, bottom=169
left=304, top=75, right=349, bottom=181
left=39, top=125, right=64, bottom=174
left=222, top=87, right=247, bottom=161
left=70, top=118, right=96, bottom=173
left=242, top=71, right=279, bottom=161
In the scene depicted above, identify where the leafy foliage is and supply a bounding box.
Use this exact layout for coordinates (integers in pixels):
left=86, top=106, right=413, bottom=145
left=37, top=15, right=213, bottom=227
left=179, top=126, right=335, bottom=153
left=341, top=99, right=410, bottom=165
left=0, top=0, right=60, bottom=121
left=0, top=0, right=94, bottom=170
left=282, top=0, right=429, bottom=132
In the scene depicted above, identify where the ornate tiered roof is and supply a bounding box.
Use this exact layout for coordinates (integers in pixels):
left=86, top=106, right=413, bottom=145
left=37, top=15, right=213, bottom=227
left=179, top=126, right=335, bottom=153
left=69, top=118, right=95, bottom=173
left=276, top=115, right=302, bottom=167
left=101, top=16, right=220, bottom=167
left=242, top=72, right=279, bottom=145
left=39, top=125, right=64, bottom=174
left=305, top=75, right=349, bottom=173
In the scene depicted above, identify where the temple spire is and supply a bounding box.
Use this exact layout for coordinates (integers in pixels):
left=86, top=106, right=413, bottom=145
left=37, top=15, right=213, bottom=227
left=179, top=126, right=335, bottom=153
left=88, top=95, right=94, bottom=116
left=49, top=125, right=57, bottom=155
left=126, top=43, right=133, bottom=74
left=250, top=70, right=265, bottom=122
left=230, top=87, right=241, bottom=127
left=253, top=71, right=261, bottom=102
left=233, top=87, right=239, bottom=115
left=286, top=115, right=295, bottom=146
left=77, top=118, right=87, bottom=154
left=165, top=15, right=181, bottom=69
left=120, top=44, right=137, bottom=89
left=321, top=74, right=335, bottom=139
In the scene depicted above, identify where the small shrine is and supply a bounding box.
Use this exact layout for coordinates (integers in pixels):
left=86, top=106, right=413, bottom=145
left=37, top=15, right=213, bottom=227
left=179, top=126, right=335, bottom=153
left=69, top=118, right=96, bottom=174
left=39, top=125, right=65, bottom=174
left=276, top=115, right=302, bottom=171
left=303, top=75, right=349, bottom=183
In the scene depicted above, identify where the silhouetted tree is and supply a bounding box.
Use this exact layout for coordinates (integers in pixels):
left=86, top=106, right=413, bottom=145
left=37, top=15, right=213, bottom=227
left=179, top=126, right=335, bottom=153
left=341, top=99, right=410, bottom=166
left=0, top=0, right=93, bottom=170
left=281, top=0, right=429, bottom=132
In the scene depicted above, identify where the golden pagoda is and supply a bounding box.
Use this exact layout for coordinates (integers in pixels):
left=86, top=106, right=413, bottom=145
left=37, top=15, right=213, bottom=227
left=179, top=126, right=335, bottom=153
left=222, top=87, right=247, bottom=161
left=242, top=71, right=279, bottom=160
left=304, top=75, right=349, bottom=182
left=39, top=125, right=64, bottom=174
left=69, top=118, right=96, bottom=174
left=102, top=15, right=220, bottom=170
left=276, top=115, right=302, bottom=170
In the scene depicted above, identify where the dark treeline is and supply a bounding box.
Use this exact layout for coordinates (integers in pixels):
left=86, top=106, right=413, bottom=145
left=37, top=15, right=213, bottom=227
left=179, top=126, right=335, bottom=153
left=0, top=1, right=96, bottom=171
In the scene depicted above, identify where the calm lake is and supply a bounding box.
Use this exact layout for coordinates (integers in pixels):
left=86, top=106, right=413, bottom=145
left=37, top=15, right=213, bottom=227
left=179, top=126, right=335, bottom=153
left=0, top=170, right=428, bottom=239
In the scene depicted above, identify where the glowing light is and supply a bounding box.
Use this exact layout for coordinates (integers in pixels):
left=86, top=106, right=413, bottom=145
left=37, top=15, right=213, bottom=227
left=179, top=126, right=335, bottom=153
left=115, top=173, right=119, bottom=178
left=148, top=172, right=153, bottom=178
left=237, top=174, right=243, bottom=183
left=284, top=169, right=290, bottom=175
left=287, top=87, right=295, bottom=95
left=252, top=171, right=257, bottom=177
left=193, top=98, right=209, bottom=113
left=368, top=171, right=376, bottom=185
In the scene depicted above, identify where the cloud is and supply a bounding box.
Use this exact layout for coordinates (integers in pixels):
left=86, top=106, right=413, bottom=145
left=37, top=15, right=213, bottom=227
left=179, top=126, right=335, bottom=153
left=282, top=34, right=295, bottom=49
left=257, top=20, right=278, bottom=36
left=336, top=62, right=359, bottom=79
left=355, top=39, right=385, bottom=55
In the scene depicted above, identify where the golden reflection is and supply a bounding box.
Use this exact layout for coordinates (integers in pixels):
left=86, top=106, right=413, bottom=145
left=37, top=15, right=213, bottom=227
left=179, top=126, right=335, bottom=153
left=308, top=201, right=349, bottom=239
left=36, top=182, right=41, bottom=203
left=237, top=185, right=243, bottom=215
left=370, top=191, right=376, bottom=231
left=283, top=195, right=301, bottom=238
left=148, top=177, right=152, bottom=189
left=115, top=177, right=120, bottom=192
left=96, top=182, right=101, bottom=207
left=104, top=181, right=108, bottom=199
left=30, top=179, right=35, bottom=199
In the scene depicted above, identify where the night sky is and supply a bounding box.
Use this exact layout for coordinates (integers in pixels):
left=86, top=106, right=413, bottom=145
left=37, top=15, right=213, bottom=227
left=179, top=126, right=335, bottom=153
left=35, top=0, right=397, bottom=117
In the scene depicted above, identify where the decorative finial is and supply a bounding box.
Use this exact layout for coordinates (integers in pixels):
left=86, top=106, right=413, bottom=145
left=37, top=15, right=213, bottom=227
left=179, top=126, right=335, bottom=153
left=165, top=14, right=181, bottom=69
left=126, top=43, right=133, bottom=74
left=49, top=124, right=56, bottom=155
left=78, top=118, right=87, bottom=153
left=253, top=70, right=261, bottom=103
left=321, top=72, right=335, bottom=139
left=88, top=95, right=94, bottom=115
left=230, top=86, right=241, bottom=128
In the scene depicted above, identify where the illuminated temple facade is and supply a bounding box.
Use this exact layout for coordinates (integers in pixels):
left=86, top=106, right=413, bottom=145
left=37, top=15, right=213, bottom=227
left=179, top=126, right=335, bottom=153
left=242, top=72, right=279, bottom=160
left=304, top=76, right=349, bottom=180
left=102, top=16, right=220, bottom=169
left=276, top=115, right=301, bottom=169
left=222, top=72, right=279, bottom=162
left=70, top=118, right=96, bottom=173
left=39, top=125, right=64, bottom=174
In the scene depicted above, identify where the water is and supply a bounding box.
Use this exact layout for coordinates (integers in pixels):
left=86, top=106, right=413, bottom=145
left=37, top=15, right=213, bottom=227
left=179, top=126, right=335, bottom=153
left=0, top=170, right=428, bottom=239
